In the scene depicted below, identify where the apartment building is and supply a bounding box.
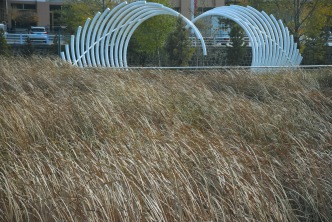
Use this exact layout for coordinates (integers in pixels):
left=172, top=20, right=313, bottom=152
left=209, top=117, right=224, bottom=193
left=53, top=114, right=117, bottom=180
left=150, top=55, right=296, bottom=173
left=170, top=0, right=224, bottom=19
left=0, top=0, right=62, bottom=31
left=0, top=0, right=225, bottom=32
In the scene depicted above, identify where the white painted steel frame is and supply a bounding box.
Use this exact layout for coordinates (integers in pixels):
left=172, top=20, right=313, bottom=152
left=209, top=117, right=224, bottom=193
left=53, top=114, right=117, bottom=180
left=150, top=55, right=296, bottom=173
left=191, top=5, right=302, bottom=66
left=61, top=2, right=302, bottom=68
left=61, top=1, right=207, bottom=68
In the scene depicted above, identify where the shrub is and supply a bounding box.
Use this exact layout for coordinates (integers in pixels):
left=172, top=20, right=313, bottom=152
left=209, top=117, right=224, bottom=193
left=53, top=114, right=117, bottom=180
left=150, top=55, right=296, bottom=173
left=0, top=30, right=11, bottom=56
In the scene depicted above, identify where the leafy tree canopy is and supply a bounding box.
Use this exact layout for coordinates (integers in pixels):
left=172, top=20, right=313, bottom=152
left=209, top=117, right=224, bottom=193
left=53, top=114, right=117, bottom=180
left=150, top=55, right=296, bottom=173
left=60, top=0, right=175, bottom=64
left=130, top=0, right=176, bottom=56
left=59, top=0, right=119, bottom=33
left=226, top=21, right=246, bottom=66
left=126, top=0, right=176, bottom=66
left=164, top=16, right=195, bottom=66
left=238, top=0, right=332, bottom=50
left=10, top=9, right=39, bottom=29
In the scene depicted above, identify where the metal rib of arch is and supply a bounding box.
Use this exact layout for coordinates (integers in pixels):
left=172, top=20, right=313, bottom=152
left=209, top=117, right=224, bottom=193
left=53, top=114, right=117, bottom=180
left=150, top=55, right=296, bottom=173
left=191, top=5, right=302, bottom=67
left=61, top=1, right=207, bottom=68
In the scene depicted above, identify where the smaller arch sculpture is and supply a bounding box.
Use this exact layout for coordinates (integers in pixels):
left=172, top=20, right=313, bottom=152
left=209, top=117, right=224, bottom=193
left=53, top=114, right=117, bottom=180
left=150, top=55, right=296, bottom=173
left=60, top=1, right=207, bottom=68
left=191, top=5, right=302, bottom=67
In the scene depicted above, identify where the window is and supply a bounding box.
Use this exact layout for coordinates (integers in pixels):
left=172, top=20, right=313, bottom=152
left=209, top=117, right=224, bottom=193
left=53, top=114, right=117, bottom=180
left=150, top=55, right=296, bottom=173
left=50, top=5, right=62, bottom=11
left=11, top=4, right=36, bottom=10
left=24, top=4, right=36, bottom=10
left=50, top=5, right=63, bottom=31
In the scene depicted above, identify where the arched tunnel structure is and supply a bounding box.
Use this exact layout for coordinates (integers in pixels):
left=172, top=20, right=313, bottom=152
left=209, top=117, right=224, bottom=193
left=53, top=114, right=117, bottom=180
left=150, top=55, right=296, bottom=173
left=191, top=5, right=302, bottom=67
left=60, top=1, right=206, bottom=68
left=61, top=1, right=302, bottom=68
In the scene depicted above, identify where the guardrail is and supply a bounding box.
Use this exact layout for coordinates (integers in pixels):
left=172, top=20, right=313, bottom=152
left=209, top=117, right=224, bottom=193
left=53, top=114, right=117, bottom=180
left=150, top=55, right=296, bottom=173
left=107, top=65, right=332, bottom=71
left=5, top=33, right=332, bottom=46
left=191, top=35, right=332, bottom=47
left=190, top=36, right=250, bottom=47
left=5, top=33, right=64, bottom=44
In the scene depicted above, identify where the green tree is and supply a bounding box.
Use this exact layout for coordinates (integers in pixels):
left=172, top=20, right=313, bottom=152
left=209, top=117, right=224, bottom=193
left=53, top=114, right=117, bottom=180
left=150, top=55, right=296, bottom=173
left=60, top=0, right=174, bottom=66
left=15, top=11, right=39, bottom=28
left=239, top=0, right=332, bottom=51
left=301, top=35, right=327, bottom=65
left=164, top=16, right=195, bottom=67
left=236, top=0, right=332, bottom=65
left=226, top=22, right=246, bottom=66
left=127, top=35, right=150, bottom=66
left=128, top=0, right=175, bottom=66
left=0, top=30, right=11, bottom=57
left=59, top=0, right=117, bottom=33
left=130, top=14, right=176, bottom=66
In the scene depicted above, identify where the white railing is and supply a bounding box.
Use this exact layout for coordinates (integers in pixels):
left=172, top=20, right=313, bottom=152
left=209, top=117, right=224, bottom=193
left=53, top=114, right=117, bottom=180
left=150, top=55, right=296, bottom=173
left=190, top=36, right=250, bottom=47
left=5, top=33, right=62, bottom=44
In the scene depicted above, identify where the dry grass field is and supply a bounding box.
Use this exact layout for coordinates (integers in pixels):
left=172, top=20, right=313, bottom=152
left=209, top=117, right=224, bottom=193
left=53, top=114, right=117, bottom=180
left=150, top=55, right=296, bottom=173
left=0, top=57, right=331, bottom=221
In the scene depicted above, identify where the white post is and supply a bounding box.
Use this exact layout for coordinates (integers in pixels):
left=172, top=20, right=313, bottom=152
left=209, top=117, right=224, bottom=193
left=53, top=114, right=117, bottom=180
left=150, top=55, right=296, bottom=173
left=191, top=0, right=195, bottom=20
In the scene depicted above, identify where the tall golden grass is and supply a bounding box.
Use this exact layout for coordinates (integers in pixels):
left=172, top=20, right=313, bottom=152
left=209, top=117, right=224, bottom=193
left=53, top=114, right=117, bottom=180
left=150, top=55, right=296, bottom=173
left=0, top=57, right=331, bottom=221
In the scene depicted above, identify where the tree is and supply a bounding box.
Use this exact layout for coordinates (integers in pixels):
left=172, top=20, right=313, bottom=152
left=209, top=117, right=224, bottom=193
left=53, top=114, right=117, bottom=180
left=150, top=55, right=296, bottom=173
left=14, top=10, right=39, bottom=29
left=236, top=0, right=332, bottom=66
left=164, top=16, right=195, bottom=66
left=0, top=30, right=11, bottom=57
left=129, top=14, right=176, bottom=66
left=60, top=0, right=175, bottom=66
left=239, top=0, right=332, bottom=51
left=301, top=36, right=326, bottom=65
left=60, top=0, right=117, bottom=33
left=226, top=22, right=246, bottom=66
left=235, top=0, right=265, bottom=10
left=127, top=35, right=150, bottom=66
left=128, top=0, right=176, bottom=66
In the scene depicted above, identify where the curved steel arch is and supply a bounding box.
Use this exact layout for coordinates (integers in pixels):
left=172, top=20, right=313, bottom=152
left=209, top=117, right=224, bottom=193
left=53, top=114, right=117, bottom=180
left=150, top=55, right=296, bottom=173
left=191, top=5, right=302, bottom=67
left=61, top=1, right=207, bottom=68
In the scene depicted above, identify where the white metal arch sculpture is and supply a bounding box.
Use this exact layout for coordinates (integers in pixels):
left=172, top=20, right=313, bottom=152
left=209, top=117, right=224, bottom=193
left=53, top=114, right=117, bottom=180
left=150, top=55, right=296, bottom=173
left=191, top=5, right=302, bottom=67
left=61, top=1, right=207, bottom=68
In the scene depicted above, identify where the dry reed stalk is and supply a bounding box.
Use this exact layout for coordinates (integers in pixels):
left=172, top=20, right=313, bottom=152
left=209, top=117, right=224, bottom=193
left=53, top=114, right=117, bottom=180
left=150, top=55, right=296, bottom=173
left=0, top=57, right=331, bottom=221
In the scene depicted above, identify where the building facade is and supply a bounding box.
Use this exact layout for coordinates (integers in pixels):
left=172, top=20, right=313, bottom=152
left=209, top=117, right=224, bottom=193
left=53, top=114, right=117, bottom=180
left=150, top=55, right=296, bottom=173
left=1, top=0, right=62, bottom=32
left=0, top=0, right=225, bottom=32
left=0, top=0, right=8, bottom=23
left=170, top=0, right=224, bottom=19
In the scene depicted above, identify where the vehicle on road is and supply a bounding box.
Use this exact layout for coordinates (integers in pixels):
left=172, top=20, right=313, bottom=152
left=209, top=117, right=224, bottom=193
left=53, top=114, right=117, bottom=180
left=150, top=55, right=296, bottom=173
left=214, top=35, right=231, bottom=46
left=29, top=26, right=48, bottom=43
left=0, top=23, right=8, bottom=37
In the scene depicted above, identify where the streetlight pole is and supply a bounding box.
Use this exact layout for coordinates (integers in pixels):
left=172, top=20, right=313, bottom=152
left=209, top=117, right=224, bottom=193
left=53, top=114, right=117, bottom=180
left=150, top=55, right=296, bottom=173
left=58, top=25, right=67, bottom=57
left=58, top=27, right=61, bottom=57
left=191, top=0, right=194, bottom=21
